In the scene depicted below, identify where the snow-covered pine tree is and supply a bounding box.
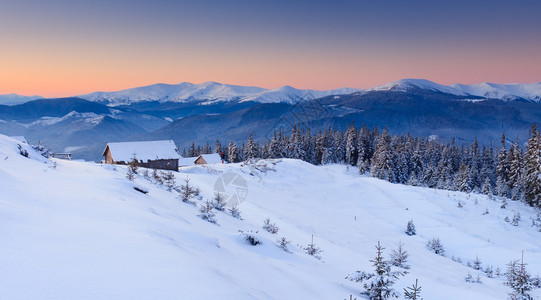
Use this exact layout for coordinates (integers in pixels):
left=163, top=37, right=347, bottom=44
left=304, top=235, right=322, bottom=259
left=347, top=241, right=406, bottom=299
left=276, top=237, right=291, bottom=252
left=262, top=218, right=279, bottom=234
left=426, top=238, right=445, bottom=256
left=345, top=123, right=358, bottom=166
left=198, top=200, right=217, bottom=224
left=505, top=253, right=533, bottom=300
left=405, top=220, right=416, bottom=236
left=212, top=192, right=227, bottom=211
left=126, top=154, right=138, bottom=181
left=179, top=176, right=199, bottom=204
left=523, top=125, right=541, bottom=207
left=246, top=132, right=259, bottom=159
left=228, top=205, right=241, bottom=219
left=162, top=171, right=176, bottom=191
left=390, top=241, right=410, bottom=269
left=228, top=141, right=238, bottom=163
left=403, top=279, right=422, bottom=300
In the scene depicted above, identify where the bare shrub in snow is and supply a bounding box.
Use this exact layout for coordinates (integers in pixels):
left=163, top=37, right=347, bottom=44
left=347, top=241, right=406, bottom=299
left=277, top=237, right=291, bottom=252
left=239, top=230, right=260, bottom=246
left=199, top=200, right=217, bottom=224
left=390, top=241, right=410, bottom=270
left=262, top=218, right=279, bottom=234
left=426, top=238, right=445, bottom=256
left=405, top=220, right=416, bottom=236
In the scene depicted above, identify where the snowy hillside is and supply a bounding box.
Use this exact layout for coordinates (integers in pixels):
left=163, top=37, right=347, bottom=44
left=78, top=82, right=361, bottom=106
left=1, top=133, right=541, bottom=299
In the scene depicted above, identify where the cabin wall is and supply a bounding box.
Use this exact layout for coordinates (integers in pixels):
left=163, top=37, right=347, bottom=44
left=143, top=159, right=179, bottom=171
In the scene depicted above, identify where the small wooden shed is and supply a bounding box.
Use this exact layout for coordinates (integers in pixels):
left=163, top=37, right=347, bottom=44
left=102, top=140, right=180, bottom=171
left=179, top=153, right=223, bottom=167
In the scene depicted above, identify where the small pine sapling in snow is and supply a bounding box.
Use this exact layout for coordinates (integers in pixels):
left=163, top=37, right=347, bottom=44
left=212, top=192, right=227, bottom=211
left=390, top=241, right=410, bottom=270
left=472, top=257, right=482, bottom=270
left=152, top=169, right=163, bottom=185
left=199, top=200, right=217, bottom=224
left=501, top=198, right=508, bottom=209
left=405, top=220, right=416, bottom=236
left=346, top=241, right=406, bottom=299
left=304, top=235, right=322, bottom=259
left=277, top=237, right=291, bottom=252
left=403, top=279, right=422, bottom=300
left=126, top=155, right=138, bottom=181
left=228, top=205, right=242, bottom=219
left=511, top=211, right=521, bottom=226
left=179, top=176, right=199, bottom=204
left=482, top=208, right=489, bottom=215
left=426, top=238, right=445, bottom=256
left=457, top=200, right=465, bottom=208
left=505, top=216, right=511, bottom=223
left=142, top=169, right=150, bottom=180
left=465, top=272, right=482, bottom=283
left=484, top=265, right=494, bottom=278
left=262, top=218, right=279, bottom=234
left=162, top=171, right=176, bottom=191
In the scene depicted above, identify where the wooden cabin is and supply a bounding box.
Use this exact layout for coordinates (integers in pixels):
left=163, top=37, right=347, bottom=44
left=179, top=153, right=223, bottom=167
left=102, top=140, right=180, bottom=171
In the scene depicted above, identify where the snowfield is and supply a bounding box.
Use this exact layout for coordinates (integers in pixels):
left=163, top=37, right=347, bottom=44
left=1, top=134, right=540, bottom=299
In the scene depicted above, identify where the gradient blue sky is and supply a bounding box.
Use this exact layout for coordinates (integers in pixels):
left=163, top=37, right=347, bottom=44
left=1, top=0, right=540, bottom=96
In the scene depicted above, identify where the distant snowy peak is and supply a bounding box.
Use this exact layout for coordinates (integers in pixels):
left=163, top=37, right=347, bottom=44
left=451, top=82, right=541, bottom=101
left=370, top=79, right=541, bottom=102
left=78, top=82, right=362, bottom=106
left=370, top=79, right=467, bottom=96
left=0, top=94, right=43, bottom=106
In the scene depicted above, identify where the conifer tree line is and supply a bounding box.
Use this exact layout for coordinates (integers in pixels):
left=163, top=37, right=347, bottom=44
left=186, top=123, right=541, bottom=208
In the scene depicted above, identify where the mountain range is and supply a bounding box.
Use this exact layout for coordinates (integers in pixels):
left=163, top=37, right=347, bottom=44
left=0, top=78, right=540, bottom=161
left=2, top=79, right=541, bottom=106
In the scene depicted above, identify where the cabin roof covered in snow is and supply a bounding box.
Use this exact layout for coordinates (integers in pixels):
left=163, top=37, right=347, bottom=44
left=179, top=153, right=223, bottom=166
left=103, top=140, right=180, bottom=162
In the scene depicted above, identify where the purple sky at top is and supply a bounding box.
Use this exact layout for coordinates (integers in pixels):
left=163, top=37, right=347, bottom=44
left=0, top=0, right=540, bottom=96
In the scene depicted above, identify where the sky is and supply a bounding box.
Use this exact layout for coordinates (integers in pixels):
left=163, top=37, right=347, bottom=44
left=1, top=0, right=540, bottom=97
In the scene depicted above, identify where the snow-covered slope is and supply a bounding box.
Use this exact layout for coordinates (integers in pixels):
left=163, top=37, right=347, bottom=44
left=370, top=79, right=541, bottom=102
left=452, top=82, right=541, bottom=101
left=78, top=82, right=361, bottom=106
left=2, top=134, right=541, bottom=299
left=0, top=93, right=43, bottom=105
